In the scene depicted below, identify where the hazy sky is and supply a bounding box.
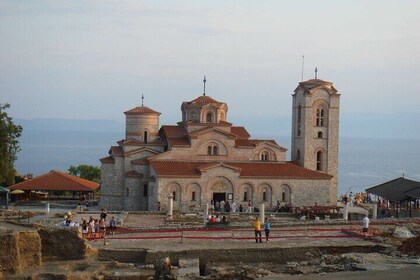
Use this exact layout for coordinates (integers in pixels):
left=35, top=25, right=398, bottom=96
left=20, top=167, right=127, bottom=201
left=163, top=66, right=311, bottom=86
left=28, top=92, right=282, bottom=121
left=1, top=0, right=419, bottom=138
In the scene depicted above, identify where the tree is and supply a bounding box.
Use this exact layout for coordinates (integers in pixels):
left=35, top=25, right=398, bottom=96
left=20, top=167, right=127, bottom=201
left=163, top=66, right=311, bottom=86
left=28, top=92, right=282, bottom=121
left=0, top=104, right=23, bottom=186
left=68, top=164, right=101, bottom=183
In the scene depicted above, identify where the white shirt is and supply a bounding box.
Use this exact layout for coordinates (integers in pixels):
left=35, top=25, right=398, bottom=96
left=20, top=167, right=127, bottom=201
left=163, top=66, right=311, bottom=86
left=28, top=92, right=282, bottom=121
left=362, top=216, right=370, bottom=228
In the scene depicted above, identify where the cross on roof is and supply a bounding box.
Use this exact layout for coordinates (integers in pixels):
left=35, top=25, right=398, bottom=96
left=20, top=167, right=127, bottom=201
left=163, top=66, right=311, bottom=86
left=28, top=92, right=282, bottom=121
left=315, top=67, right=318, bottom=79
left=141, top=94, right=144, bottom=106
left=203, top=75, right=207, bottom=96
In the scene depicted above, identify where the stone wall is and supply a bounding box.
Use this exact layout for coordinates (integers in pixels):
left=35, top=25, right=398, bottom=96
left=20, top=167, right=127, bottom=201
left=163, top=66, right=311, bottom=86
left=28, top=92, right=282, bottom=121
left=0, top=230, right=42, bottom=275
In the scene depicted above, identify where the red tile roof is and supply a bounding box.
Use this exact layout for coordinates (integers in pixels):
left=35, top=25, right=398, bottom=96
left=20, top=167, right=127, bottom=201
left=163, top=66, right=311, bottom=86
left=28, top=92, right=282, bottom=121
left=100, top=156, right=115, bottom=163
left=8, top=170, right=99, bottom=191
left=150, top=160, right=332, bottom=179
left=160, top=125, right=187, bottom=138
left=131, top=158, right=150, bottom=165
left=110, top=146, right=124, bottom=156
left=230, top=126, right=250, bottom=139
left=298, top=79, right=338, bottom=93
left=124, top=106, right=161, bottom=115
left=167, top=137, right=190, bottom=147
left=189, top=95, right=223, bottom=105
left=235, top=139, right=287, bottom=151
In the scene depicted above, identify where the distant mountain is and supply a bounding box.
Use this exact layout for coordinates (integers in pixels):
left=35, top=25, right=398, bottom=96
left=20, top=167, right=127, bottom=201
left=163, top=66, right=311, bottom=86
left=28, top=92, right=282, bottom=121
left=15, top=118, right=124, bottom=132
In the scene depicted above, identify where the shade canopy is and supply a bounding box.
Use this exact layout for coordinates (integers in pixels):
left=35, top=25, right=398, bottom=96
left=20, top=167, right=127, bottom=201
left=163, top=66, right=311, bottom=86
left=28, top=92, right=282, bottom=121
left=8, top=170, right=99, bottom=192
left=10, top=190, right=25, bottom=194
left=366, top=177, right=420, bottom=203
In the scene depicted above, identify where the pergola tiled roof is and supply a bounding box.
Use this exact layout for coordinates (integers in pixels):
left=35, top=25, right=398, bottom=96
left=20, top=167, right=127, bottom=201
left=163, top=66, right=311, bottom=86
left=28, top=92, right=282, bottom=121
left=150, top=160, right=332, bottom=179
left=366, top=177, right=420, bottom=203
left=8, top=170, right=99, bottom=192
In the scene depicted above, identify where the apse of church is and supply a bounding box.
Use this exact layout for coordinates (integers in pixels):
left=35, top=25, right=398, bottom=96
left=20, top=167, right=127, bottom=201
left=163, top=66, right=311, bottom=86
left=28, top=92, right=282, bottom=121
left=100, top=78, right=340, bottom=211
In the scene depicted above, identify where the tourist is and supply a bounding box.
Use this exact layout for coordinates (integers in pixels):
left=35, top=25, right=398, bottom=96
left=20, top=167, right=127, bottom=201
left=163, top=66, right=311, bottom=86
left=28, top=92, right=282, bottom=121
left=81, top=219, right=88, bottom=233
left=100, top=209, right=107, bottom=221
left=88, top=216, right=95, bottom=233
left=220, top=200, right=225, bottom=212
left=246, top=200, right=253, bottom=213
left=215, top=215, right=221, bottom=222
left=215, top=201, right=220, bottom=212
left=99, top=218, right=106, bottom=233
left=209, top=200, right=215, bottom=213
left=231, top=201, right=237, bottom=212
left=361, top=214, right=370, bottom=238
left=264, top=218, right=271, bottom=242
left=109, top=216, right=117, bottom=234
left=253, top=217, right=262, bottom=243
left=95, top=219, right=100, bottom=233
left=239, top=204, right=243, bottom=212
left=157, top=201, right=161, bottom=211
left=225, top=200, right=231, bottom=212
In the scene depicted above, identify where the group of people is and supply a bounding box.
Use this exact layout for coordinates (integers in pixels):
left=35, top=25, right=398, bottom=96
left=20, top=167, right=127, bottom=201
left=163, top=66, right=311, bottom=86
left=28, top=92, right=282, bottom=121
left=209, top=199, right=256, bottom=213
left=252, top=217, right=271, bottom=243
left=341, top=192, right=373, bottom=206
left=80, top=209, right=117, bottom=235
left=207, top=214, right=228, bottom=223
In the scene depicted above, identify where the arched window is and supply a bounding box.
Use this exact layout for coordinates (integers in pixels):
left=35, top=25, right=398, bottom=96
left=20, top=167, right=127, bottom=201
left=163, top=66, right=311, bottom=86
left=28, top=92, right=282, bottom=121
left=282, top=192, right=286, bottom=202
left=263, top=191, right=267, bottom=202
left=143, top=184, right=148, bottom=197
left=243, top=191, right=248, bottom=202
left=261, top=151, right=269, bottom=161
left=316, top=108, right=325, bottom=127
left=318, top=131, right=323, bottom=138
left=172, top=191, right=176, bottom=200
left=208, top=144, right=219, bottom=155
left=191, top=191, right=196, bottom=201
left=144, top=131, right=148, bottom=143
left=206, top=112, right=213, bottom=123
left=316, top=151, right=323, bottom=171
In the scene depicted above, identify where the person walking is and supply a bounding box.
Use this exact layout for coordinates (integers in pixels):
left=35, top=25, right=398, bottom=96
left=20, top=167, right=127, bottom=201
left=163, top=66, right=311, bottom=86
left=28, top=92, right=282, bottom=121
left=253, top=217, right=263, bottom=243
left=361, top=214, right=370, bottom=238
left=264, top=218, right=271, bottom=242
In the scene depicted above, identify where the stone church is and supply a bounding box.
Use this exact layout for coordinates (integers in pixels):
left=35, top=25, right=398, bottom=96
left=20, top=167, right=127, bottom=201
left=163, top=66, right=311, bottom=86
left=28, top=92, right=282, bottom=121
left=100, top=78, right=340, bottom=211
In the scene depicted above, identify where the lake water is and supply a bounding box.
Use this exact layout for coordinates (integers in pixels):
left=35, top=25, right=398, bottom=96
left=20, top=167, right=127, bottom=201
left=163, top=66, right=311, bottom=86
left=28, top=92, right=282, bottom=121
left=15, top=129, right=420, bottom=197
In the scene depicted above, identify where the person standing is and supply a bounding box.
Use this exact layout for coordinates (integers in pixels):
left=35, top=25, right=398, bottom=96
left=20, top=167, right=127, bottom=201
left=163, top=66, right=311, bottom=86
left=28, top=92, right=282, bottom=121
left=231, top=201, right=237, bottom=213
left=246, top=200, right=253, bottom=213
left=264, top=218, right=271, bottom=242
left=109, top=216, right=117, bottom=235
left=361, top=214, right=370, bottom=238
left=253, top=217, right=263, bottom=243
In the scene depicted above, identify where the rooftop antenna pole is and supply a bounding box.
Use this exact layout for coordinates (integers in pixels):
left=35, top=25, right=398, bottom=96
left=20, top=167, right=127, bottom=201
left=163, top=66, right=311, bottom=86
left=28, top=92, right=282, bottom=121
left=141, top=94, right=144, bottom=106
left=203, top=75, right=207, bottom=96
left=315, top=67, right=318, bottom=79
left=301, top=55, right=304, bottom=82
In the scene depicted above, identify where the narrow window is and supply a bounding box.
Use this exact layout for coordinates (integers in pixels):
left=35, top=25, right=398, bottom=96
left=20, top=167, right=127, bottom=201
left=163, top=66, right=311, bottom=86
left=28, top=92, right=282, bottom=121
left=126, top=188, right=129, bottom=197
left=316, top=151, right=323, bottom=171
left=263, top=191, right=267, bottom=202
left=296, top=149, right=301, bottom=160
left=261, top=151, right=269, bottom=161
left=318, top=131, right=323, bottom=138
left=206, top=112, right=212, bottom=123
left=297, top=125, right=301, bottom=136
left=144, top=131, right=148, bottom=143
left=297, top=105, right=302, bottom=124
left=243, top=191, right=248, bottom=201
left=213, top=146, right=218, bottom=155
left=316, top=108, right=325, bottom=127
left=207, top=146, right=212, bottom=155
left=143, top=184, right=148, bottom=197
left=172, top=191, right=176, bottom=200
left=282, top=192, right=286, bottom=201
left=192, top=191, right=196, bottom=201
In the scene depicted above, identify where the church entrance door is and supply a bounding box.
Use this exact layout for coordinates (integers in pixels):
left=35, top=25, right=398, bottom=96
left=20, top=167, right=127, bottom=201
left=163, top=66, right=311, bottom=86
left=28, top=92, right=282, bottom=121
left=213, top=192, right=226, bottom=203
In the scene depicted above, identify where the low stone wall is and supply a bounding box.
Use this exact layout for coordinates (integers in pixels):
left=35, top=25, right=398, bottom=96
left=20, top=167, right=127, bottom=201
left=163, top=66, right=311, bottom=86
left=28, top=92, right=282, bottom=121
left=37, top=226, right=94, bottom=261
left=0, top=230, right=42, bottom=275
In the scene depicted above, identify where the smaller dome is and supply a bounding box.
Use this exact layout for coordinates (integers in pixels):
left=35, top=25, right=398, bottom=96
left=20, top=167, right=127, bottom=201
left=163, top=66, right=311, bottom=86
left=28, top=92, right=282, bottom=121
left=124, top=106, right=161, bottom=115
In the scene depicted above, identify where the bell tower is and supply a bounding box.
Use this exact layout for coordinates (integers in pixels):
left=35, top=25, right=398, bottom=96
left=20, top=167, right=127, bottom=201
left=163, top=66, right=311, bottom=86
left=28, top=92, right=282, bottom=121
left=291, top=76, right=341, bottom=203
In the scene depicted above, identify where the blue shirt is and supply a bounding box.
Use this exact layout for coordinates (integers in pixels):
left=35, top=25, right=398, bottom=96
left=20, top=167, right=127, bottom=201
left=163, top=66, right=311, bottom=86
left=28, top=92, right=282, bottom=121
left=264, top=222, right=271, bottom=230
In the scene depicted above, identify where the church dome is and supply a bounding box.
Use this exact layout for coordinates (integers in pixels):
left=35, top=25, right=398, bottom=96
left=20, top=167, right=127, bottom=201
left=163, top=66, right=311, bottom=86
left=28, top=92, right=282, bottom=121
left=187, top=95, right=223, bottom=105
left=124, top=106, right=161, bottom=115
